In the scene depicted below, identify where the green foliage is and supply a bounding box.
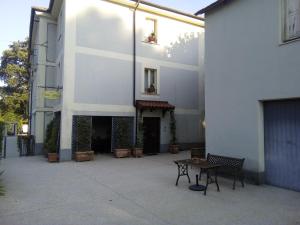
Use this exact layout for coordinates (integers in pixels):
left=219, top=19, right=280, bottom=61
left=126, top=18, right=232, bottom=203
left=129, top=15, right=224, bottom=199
left=76, top=116, right=92, bottom=152
left=115, top=118, right=130, bottom=149
left=0, top=121, right=5, bottom=154
left=135, top=117, right=144, bottom=148
left=0, top=171, right=5, bottom=196
left=170, top=110, right=177, bottom=144
left=45, top=115, right=60, bottom=153
left=44, top=119, right=54, bottom=151
left=0, top=39, right=29, bottom=130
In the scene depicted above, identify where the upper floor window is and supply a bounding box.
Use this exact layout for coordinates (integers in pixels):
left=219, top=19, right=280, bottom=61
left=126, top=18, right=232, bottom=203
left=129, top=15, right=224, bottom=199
left=144, top=18, right=157, bottom=44
left=57, top=10, right=63, bottom=41
left=283, top=0, right=300, bottom=42
left=144, top=68, right=158, bottom=95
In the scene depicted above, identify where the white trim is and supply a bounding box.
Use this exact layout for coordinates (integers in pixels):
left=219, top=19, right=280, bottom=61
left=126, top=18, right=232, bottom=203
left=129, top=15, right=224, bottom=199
left=76, top=46, right=199, bottom=71
left=141, top=63, right=160, bottom=95
left=32, top=107, right=56, bottom=113
left=72, top=102, right=198, bottom=115
left=140, top=94, right=161, bottom=98
left=72, top=103, right=135, bottom=113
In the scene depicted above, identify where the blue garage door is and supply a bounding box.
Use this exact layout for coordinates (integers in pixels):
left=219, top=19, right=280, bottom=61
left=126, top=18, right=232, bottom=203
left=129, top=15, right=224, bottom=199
left=264, top=99, right=300, bottom=191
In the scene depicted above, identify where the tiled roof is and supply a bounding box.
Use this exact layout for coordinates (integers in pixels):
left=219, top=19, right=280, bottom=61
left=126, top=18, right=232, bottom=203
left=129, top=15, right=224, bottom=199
left=136, top=100, right=175, bottom=110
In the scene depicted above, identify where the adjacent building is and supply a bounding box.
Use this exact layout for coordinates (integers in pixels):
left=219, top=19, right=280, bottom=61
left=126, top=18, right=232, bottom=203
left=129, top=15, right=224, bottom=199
left=196, top=0, right=300, bottom=191
left=29, top=0, right=205, bottom=160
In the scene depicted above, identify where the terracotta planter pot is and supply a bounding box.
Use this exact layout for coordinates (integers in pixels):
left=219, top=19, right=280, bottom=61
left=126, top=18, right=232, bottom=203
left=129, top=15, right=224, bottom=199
left=114, top=149, right=131, bottom=158
left=48, top=153, right=58, bottom=162
left=75, top=151, right=94, bottom=162
left=148, top=36, right=157, bottom=43
left=169, top=144, right=180, bottom=154
left=132, top=148, right=143, bottom=157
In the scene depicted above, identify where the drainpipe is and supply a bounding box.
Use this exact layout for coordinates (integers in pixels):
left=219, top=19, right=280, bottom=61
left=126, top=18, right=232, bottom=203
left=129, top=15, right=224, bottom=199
left=29, top=70, right=34, bottom=135
left=133, top=0, right=141, bottom=145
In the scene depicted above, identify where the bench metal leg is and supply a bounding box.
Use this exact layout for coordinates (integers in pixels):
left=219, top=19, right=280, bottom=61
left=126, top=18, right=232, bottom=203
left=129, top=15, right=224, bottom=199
left=175, top=163, right=190, bottom=186
left=240, top=175, right=245, bottom=188
left=233, top=175, right=236, bottom=190
left=215, top=169, right=220, bottom=192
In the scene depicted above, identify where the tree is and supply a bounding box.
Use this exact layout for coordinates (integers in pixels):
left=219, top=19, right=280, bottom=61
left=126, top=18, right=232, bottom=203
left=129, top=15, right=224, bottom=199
left=0, top=39, right=29, bottom=129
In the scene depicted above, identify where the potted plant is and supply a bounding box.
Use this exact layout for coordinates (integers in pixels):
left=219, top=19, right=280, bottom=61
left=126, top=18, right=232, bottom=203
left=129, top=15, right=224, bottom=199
left=114, top=118, right=131, bottom=158
left=148, top=32, right=157, bottom=43
left=169, top=111, right=179, bottom=154
left=74, top=116, right=94, bottom=162
left=46, top=117, right=59, bottom=162
left=132, top=118, right=143, bottom=157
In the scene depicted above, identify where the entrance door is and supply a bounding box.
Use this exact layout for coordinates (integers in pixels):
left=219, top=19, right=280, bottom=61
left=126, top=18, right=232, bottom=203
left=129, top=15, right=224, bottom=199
left=264, top=99, right=300, bottom=191
left=92, top=117, right=112, bottom=154
left=143, top=117, right=160, bottom=155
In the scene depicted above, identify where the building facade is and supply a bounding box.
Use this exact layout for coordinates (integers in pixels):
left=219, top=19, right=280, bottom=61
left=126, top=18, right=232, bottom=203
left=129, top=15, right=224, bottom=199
left=197, top=0, right=300, bottom=190
left=29, top=0, right=205, bottom=160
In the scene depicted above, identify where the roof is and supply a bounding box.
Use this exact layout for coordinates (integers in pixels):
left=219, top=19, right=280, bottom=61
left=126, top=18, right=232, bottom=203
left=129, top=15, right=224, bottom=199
left=135, top=100, right=175, bottom=110
left=195, top=0, right=234, bottom=15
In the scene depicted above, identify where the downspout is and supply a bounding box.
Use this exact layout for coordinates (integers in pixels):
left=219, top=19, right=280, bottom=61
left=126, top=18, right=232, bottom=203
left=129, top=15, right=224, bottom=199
left=29, top=70, right=34, bottom=135
left=133, top=0, right=140, bottom=145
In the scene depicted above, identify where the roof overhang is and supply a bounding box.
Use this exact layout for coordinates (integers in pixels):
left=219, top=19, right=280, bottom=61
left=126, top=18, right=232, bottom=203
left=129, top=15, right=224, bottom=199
left=195, top=0, right=234, bottom=15
left=136, top=100, right=175, bottom=111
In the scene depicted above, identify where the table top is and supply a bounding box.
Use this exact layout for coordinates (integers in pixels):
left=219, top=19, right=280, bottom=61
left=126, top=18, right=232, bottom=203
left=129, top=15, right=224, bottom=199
left=175, top=159, right=221, bottom=169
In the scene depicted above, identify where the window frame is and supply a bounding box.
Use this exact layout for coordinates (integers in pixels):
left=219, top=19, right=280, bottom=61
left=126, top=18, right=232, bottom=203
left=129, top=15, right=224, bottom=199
left=281, top=0, right=300, bottom=43
left=141, top=65, right=160, bottom=96
left=144, top=18, right=158, bottom=44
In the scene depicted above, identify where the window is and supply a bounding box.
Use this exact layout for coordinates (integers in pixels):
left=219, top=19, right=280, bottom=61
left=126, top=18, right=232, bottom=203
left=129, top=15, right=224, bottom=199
left=283, top=0, right=300, bottom=41
left=144, top=18, right=157, bottom=43
left=57, top=10, right=63, bottom=42
left=144, top=68, right=158, bottom=95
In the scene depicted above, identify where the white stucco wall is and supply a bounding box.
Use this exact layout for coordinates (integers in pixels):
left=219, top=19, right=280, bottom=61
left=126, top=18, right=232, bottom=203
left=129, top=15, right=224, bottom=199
left=205, top=0, right=300, bottom=173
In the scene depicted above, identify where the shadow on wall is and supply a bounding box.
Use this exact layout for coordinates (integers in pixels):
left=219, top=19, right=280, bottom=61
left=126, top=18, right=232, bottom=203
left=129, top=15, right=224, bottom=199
left=165, top=33, right=200, bottom=64
left=76, top=7, right=133, bottom=54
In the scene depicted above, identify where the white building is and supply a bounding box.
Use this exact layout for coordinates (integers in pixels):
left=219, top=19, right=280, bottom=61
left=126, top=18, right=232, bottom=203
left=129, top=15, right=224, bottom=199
left=197, top=0, right=300, bottom=191
left=29, top=0, right=205, bottom=160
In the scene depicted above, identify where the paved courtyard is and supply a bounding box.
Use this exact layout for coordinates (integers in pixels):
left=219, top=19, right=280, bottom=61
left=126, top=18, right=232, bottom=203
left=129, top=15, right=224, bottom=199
left=0, top=151, right=299, bottom=225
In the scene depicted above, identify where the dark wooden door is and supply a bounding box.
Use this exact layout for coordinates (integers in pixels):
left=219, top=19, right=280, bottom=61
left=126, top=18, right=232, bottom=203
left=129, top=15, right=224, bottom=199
left=143, top=117, right=160, bottom=155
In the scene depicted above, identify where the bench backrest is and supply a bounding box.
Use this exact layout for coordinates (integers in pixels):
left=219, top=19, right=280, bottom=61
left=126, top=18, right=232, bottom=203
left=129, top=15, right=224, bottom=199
left=207, top=153, right=245, bottom=170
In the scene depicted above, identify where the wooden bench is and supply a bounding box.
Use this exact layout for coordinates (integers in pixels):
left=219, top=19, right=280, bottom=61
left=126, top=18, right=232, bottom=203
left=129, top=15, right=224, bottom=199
left=200, top=153, right=245, bottom=190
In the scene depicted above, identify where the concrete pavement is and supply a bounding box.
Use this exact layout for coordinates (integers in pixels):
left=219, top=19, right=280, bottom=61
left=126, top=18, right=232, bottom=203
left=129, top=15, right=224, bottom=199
left=0, top=151, right=299, bottom=225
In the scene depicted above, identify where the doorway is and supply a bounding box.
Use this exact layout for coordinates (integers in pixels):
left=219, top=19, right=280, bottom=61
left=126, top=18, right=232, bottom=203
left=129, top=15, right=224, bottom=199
left=143, top=117, right=160, bottom=155
left=92, top=117, right=112, bottom=154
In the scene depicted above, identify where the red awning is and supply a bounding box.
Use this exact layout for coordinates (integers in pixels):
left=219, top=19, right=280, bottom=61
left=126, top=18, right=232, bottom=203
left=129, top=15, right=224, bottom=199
left=135, top=100, right=175, bottom=110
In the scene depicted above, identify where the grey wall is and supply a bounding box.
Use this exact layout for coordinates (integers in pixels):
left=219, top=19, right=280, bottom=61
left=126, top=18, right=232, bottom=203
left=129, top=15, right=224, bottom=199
left=76, top=7, right=133, bottom=55
left=136, top=65, right=199, bottom=110
left=74, top=53, right=133, bottom=105
left=76, top=5, right=201, bottom=65
left=136, top=27, right=200, bottom=66
left=205, top=0, right=300, bottom=172
left=176, top=114, right=202, bottom=143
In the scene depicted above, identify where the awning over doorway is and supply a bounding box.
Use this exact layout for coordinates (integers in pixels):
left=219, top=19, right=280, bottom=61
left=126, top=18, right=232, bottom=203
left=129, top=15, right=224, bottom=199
left=135, top=100, right=175, bottom=110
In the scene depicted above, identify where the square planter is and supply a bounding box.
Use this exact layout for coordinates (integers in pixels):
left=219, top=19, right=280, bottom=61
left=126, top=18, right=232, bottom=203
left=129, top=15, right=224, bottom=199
left=114, top=149, right=131, bottom=158
left=48, top=153, right=58, bottom=162
left=169, top=144, right=180, bottom=154
left=75, top=151, right=94, bottom=162
left=132, top=148, right=143, bottom=157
